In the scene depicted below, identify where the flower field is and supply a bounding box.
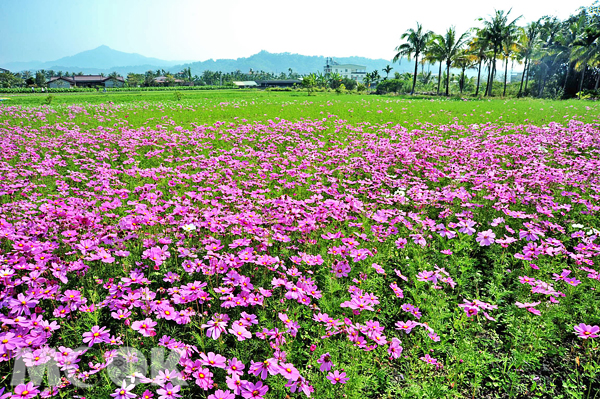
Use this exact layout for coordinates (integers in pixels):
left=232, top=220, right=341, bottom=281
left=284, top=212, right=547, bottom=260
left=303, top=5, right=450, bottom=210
left=0, top=95, right=599, bottom=398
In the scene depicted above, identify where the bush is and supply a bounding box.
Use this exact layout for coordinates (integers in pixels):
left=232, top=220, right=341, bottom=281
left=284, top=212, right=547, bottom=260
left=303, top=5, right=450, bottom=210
left=577, top=89, right=600, bottom=100
left=44, top=95, right=55, bottom=105
left=376, top=79, right=410, bottom=94
left=173, top=91, right=183, bottom=101
left=341, top=78, right=357, bottom=91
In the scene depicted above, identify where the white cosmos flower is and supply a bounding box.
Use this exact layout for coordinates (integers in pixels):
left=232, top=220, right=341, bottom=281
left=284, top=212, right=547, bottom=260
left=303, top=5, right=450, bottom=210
left=182, top=223, right=197, bottom=232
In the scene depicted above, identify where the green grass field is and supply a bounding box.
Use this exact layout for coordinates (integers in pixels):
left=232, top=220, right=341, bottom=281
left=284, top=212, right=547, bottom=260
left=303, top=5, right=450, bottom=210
left=2, top=90, right=599, bottom=130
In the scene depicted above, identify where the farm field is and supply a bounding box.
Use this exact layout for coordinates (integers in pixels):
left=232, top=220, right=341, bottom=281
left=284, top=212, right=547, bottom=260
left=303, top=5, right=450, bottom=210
left=0, top=92, right=600, bottom=399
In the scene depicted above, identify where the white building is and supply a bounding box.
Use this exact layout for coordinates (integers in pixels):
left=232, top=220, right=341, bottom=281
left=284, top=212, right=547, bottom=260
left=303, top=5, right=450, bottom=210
left=324, top=57, right=367, bottom=83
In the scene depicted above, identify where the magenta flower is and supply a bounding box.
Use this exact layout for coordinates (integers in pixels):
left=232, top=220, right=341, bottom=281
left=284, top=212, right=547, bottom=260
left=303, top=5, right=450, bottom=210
left=82, top=325, right=110, bottom=347
left=12, top=382, right=40, bottom=399
left=317, top=352, right=333, bottom=372
left=208, top=390, right=235, bottom=399
left=157, top=383, right=181, bottom=399
left=131, top=318, right=157, bottom=337
left=388, top=337, right=403, bottom=359
left=226, top=357, right=245, bottom=377
left=110, top=381, right=136, bottom=399
left=574, top=323, right=599, bottom=339
left=193, top=367, right=214, bottom=390
left=229, top=324, right=252, bottom=341
left=327, top=370, right=349, bottom=385
left=278, top=362, right=300, bottom=381
left=200, top=352, right=227, bottom=368
left=249, top=359, right=279, bottom=380
left=476, top=230, right=496, bottom=246
left=241, top=381, right=269, bottom=398
left=419, top=353, right=438, bottom=365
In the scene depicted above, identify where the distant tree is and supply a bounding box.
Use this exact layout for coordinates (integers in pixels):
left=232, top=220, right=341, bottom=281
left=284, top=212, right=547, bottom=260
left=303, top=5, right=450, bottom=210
left=500, top=21, right=521, bottom=96
left=516, top=21, right=541, bottom=97
left=571, top=25, right=600, bottom=97
left=127, top=73, right=144, bottom=87
left=328, top=72, right=343, bottom=89
left=301, top=73, right=317, bottom=95
left=432, top=26, right=471, bottom=95
left=382, top=65, right=393, bottom=79
left=393, top=22, right=433, bottom=94
left=341, top=77, right=357, bottom=90
left=480, top=9, right=521, bottom=96
left=466, top=30, right=489, bottom=96
left=35, top=71, right=46, bottom=87
left=0, top=71, right=22, bottom=88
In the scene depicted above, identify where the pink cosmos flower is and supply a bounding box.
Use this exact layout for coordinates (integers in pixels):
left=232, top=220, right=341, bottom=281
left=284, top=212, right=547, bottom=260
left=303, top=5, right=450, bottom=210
left=12, top=382, right=40, bottom=399
left=317, top=352, right=334, bottom=372
left=420, top=353, right=438, bottom=365
left=132, top=318, right=158, bottom=337
left=326, top=370, right=349, bottom=385
left=200, top=352, right=227, bottom=368
left=388, top=337, right=403, bottom=359
left=229, top=324, right=252, bottom=341
left=249, top=359, right=279, bottom=380
left=574, top=323, right=599, bottom=339
left=278, top=362, right=300, bottom=381
left=157, top=383, right=181, bottom=399
left=82, top=325, right=110, bottom=347
left=476, top=230, right=496, bottom=246
left=208, top=390, right=235, bottom=399
left=193, top=367, right=214, bottom=390
left=241, top=381, right=269, bottom=398
left=110, top=381, right=136, bottom=399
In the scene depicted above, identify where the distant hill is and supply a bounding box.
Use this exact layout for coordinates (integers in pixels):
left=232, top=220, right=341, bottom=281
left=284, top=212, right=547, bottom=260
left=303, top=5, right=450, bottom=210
left=0, top=45, right=190, bottom=73
left=178, top=50, right=405, bottom=76
left=0, top=46, right=411, bottom=77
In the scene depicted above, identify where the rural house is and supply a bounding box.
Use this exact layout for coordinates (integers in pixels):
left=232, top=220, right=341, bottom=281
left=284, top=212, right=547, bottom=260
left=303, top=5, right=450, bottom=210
left=47, top=75, right=125, bottom=88
left=323, top=58, right=367, bottom=83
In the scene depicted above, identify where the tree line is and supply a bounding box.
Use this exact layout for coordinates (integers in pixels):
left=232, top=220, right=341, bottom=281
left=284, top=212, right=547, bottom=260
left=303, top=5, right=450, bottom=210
left=390, top=3, right=600, bottom=98
left=0, top=67, right=305, bottom=89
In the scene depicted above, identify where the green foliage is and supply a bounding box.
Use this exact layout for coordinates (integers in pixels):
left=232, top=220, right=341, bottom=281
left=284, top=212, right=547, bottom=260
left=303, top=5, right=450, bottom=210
left=173, top=91, right=182, bottom=101
left=376, top=79, right=411, bottom=94
left=0, top=71, right=22, bottom=88
left=44, top=94, right=55, bottom=105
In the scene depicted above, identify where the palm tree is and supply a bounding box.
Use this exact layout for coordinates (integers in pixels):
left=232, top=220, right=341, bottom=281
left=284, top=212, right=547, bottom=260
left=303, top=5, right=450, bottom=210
left=517, top=21, right=541, bottom=97
left=555, top=14, right=586, bottom=94
left=500, top=22, right=521, bottom=96
left=432, top=27, right=471, bottom=96
left=424, top=40, right=446, bottom=95
left=571, top=25, right=600, bottom=98
left=393, top=22, right=433, bottom=94
left=454, top=49, right=477, bottom=94
left=467, top=31, right=489, bottom=96
left=535, top=17, right=565, bottom=97
left=382, top=65, right=393, bottom=80
left=481, top=9, right=521, bottom=96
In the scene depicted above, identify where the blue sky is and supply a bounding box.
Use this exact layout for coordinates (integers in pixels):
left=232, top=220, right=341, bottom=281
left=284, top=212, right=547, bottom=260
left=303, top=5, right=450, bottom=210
left=0, top=0, right=591, bottom=64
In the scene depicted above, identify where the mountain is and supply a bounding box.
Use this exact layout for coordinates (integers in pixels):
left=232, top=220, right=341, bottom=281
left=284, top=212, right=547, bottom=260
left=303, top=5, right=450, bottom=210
left=1, top=46, right=416, bottom=77
left=0, top=45, right=191, bottom=73
left=177, top=51, right=402, bottom=76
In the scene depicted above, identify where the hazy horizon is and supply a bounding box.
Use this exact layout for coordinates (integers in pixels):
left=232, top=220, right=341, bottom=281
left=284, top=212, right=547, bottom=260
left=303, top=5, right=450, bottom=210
left=1, top=0, right=590, bottom=65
